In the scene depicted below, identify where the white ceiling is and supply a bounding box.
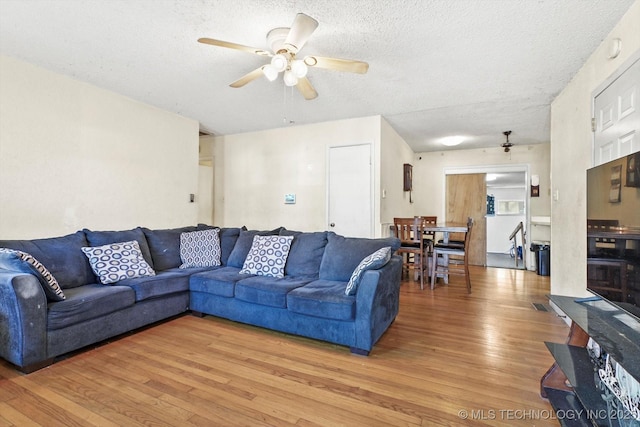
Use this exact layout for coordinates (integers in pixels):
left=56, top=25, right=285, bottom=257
left=0, top=0, right=635, bottom=152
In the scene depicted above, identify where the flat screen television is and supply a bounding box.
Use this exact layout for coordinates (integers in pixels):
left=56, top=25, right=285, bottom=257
left=586, top=153, right=640, bottom=319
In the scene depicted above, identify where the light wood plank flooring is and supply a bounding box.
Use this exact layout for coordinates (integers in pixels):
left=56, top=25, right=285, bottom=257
left=0, top=267, right=569, bottom=426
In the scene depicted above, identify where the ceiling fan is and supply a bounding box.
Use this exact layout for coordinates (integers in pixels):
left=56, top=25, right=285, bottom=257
left=198, top=13, right=369, bottom=100
left=501, top=130, right=513, bottom=152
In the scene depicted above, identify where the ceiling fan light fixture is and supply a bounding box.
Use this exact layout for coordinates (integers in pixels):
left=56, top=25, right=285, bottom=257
left=262, top=65, right=278, bottom=82
left=290, top=59, right=308, bottom=78
left=198, top=13, right=368, bottom=100
left=283, top=70, right=299, bottom=87
left=271, top=54, right=288, bottom=72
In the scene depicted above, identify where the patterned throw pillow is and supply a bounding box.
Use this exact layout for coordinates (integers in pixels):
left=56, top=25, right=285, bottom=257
left=81, top=240, right=156, bottom=284
left=0, top=247, right=65, bottom=301
left=240, top=235, right=294, bottom=278
left=345, top=246, right=391, bottom=296
left=179, top=228, right=222, bottom=268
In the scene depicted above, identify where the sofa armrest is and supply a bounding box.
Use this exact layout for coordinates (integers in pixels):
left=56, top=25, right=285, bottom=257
left=0, top=270, right=48, bottom=369
left=353, top=255, right=402, bottom=351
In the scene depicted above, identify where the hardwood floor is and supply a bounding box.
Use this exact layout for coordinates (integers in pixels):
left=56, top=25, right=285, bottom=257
left=0, top=267, right=569, bottom=426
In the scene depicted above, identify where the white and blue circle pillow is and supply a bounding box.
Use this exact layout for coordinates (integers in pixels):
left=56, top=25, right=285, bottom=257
left=240, top=235, right=294, bottom=278
left=81, top=240, right=155, bottom=284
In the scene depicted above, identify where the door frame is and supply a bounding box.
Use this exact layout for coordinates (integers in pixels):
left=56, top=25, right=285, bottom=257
left=443, top=163, right=531, bottom=268
left=325, top=142, right=374, bottom=238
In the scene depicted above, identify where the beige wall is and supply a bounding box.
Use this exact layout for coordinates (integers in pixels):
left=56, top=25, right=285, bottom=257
left=207, top=116, right=379, bottom=232
left=204, top=116, right=414, bottom=236
left=380, top=118, right=415, bottom=235
left=0, top=55, right=199, bottom=239
left=550, top=1, right=640, bottom=297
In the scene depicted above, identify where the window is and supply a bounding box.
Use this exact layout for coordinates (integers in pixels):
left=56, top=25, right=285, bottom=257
left=496, top=200, right=525, bottom=215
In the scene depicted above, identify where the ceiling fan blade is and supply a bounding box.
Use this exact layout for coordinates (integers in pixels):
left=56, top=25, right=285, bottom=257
left=283, top=13, right=318, bottom=53
left=295, top=77, right=318, bottom=100
left=198, top=38, right=270, bottom=56
left=229, top=67, right=266, bottom=88
left=304, top=55, right=369, bottom=74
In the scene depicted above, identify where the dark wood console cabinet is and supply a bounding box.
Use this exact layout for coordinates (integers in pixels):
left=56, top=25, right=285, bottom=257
left=541, top=295, right=639, bottom=427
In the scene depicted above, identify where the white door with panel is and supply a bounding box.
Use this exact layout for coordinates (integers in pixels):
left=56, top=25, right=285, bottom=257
left=327, top=144, right=372, bottom=238
left=594, top=58, right=640, bottom=166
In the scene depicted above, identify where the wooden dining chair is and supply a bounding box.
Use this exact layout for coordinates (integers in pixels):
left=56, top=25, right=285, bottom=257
left=393, top=217, right=428, bottom=290
left=430, top=217, right=473, bottom=293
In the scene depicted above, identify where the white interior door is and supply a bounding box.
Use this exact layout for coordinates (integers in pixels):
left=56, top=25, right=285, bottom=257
left=594, top=58, right=640, bottom=165
left=328, top=144, right=372, bottom=237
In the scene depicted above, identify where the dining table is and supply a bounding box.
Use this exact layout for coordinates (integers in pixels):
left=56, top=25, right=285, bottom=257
left=423, top=222, right=469, bottom=244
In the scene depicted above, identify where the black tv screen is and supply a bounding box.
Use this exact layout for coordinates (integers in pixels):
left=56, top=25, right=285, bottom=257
left=586, top=154, right=640, bottom=319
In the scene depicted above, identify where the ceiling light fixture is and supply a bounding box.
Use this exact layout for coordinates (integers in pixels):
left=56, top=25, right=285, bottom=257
left=271, top=53, right=288, bottom=72
left=262, top=53, right=308, bottom=85
left=262, top=65, right=279, bottom=81
left=440, top=136, right=465, bottom=146
left=283, top=70, right=299, bottom=86
left=290, top=59, right=308, bottom=78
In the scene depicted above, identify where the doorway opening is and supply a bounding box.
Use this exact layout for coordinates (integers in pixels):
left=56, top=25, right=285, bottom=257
left=444, top=165, right=530, bottom=270
left=486, top=171, right=527, bottom=269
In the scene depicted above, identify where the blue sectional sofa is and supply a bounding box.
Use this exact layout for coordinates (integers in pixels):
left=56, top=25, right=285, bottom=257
left=0, top=225, right=401, bottom=373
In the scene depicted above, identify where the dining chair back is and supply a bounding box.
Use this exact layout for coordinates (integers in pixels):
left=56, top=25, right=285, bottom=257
left=430, top=217, right=473, bottom=293
left=393, top=217, right=428, bottom=289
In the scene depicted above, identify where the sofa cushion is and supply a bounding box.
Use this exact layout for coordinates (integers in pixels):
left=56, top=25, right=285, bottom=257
left=118, top=268, right=196, bottom=301
left=142, top=225, right=198, bottom=271
left=280, top=231, right=328, bottom=278
left=179, top=228, right=221, bottom=268
left=81, top=240, right=156, bottom=284
left=0, top=248, right=66, bottom=301
left=319, top=233, right=400, bottom=282
left=0, top=231, right=95, bottom=288
left=235, top=275, right=313, bottom=308
left=47, top=284, right=135, bottom=330
left=84, top=227, right=154, bottom=268
left=218, top=227, right=242, bottom=266
left=287, top=280, right=356, bottom=321
left=189, top=266, right=248, bottom=297
left=226, top=229, right=281, bottom=268
left=345, top=246, right=391, bottom=296
left=240, top=235, right=293, bottom=278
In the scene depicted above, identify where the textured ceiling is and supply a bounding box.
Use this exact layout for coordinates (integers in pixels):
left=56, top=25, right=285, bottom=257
left=0, top=0, right=635, bottom=152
